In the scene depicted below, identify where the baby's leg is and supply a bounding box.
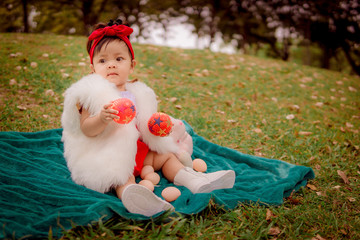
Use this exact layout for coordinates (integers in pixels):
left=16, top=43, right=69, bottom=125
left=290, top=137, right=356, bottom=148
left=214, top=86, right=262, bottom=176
left=115, top=174, right=173, bottom=216
left=115, top=175, right=136, bottom=199
left=143, top=151, right=183, bottom=182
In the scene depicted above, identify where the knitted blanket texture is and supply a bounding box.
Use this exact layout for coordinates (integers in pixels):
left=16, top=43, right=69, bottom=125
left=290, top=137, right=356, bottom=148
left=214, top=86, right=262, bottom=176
left=0, top=123, right=314, bottom=238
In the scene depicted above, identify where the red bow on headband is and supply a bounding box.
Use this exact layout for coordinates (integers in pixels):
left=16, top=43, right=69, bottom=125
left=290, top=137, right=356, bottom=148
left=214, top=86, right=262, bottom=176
left=88, top=24, right=135, bottom=64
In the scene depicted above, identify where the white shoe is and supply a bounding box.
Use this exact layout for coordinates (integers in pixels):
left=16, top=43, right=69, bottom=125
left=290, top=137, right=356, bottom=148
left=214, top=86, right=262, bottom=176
left=121, top=184, right=174, bottom=217
left=173, top=167, right=235, bottom=194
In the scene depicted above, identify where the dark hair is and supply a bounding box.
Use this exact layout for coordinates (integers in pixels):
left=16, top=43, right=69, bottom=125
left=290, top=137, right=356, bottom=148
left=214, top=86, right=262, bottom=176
left=86, top=19, right=131, bottom=58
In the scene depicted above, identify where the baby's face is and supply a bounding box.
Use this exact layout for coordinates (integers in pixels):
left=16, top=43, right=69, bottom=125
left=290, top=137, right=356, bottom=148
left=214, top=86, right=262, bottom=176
left=91, top=39, right=135, bottom=91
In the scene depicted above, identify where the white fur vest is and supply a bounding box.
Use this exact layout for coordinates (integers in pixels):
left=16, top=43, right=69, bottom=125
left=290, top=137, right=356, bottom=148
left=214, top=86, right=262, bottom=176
left=61, top=74, right=178, bottom=193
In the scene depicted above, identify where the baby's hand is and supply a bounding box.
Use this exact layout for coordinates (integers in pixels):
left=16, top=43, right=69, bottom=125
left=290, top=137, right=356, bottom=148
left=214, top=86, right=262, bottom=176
left=99, top=103, right=119, bottom=123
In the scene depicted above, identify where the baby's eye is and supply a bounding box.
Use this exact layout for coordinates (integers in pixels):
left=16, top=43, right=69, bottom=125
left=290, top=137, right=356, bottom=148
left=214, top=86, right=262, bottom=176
left=99, top=59, right=106, bottom=63
left=116, top=57, right=124, bottom=61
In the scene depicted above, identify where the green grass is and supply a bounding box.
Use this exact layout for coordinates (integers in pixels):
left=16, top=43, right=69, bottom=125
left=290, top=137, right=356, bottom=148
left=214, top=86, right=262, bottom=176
left=1, top=33, right=359, bottom=239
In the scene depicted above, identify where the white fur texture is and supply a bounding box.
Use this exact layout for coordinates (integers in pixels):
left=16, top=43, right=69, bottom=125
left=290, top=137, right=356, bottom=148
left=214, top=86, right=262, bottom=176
left=127, top=82, right=178, bottom=154
left=61, top=74, right=178, bottom=193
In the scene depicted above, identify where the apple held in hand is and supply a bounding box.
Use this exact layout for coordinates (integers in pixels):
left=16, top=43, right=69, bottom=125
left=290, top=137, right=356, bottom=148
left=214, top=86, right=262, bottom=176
left=110, top=98, right=136, bottom=124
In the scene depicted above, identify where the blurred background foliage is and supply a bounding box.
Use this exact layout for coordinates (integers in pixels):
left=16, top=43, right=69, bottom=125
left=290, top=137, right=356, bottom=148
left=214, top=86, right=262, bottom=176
left=1, top=0, right=359, bottom=75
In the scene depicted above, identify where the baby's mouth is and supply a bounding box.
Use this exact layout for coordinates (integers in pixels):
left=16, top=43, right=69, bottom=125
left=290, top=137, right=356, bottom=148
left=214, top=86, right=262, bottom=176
left=107, top=73, right=118, bottom=76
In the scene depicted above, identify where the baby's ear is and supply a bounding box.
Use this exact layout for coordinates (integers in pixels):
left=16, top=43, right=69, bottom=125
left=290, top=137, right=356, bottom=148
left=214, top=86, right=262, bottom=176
left=90, top=64, right=95, bottom=73
left=131, top=59, right=137, bottom=69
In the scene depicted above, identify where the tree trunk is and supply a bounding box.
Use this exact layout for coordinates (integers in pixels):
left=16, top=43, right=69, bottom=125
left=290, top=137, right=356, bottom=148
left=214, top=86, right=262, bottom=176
left=320, top=44, right=331, bottom=69
left=22, top=0, right=29, bottom=33
left=341, top=42, right=360, bottom=76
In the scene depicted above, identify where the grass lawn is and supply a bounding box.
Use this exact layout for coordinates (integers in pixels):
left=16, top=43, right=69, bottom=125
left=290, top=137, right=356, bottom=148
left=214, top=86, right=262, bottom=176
left=0, top=33, right=359, bottom=239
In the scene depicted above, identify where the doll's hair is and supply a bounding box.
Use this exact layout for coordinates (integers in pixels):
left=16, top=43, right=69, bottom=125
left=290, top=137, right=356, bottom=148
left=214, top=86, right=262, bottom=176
left=86, top=19, right=132, bottom=59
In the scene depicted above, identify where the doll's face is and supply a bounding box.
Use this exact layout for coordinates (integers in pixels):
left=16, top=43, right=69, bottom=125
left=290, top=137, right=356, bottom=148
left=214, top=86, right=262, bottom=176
left=91, top=39, right=136, bottom=91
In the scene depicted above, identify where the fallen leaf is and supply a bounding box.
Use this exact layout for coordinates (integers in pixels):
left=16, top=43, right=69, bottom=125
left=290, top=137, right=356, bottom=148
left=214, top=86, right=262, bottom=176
left=268, top=227, right=281, bottom=236
left=311, top=234, right=326, bottom=240
left=169, top=97, right=177, bottom=103
left=9, top=79, right=17, bottom=85
left=347, top=197, right=356, bottom=202
left=290, top=105, right=300, bottom=111
left=336, top=81, right=343, bottom=85
left=348, top=86, right=357, bottom=92
left=224, top=65, right=238, bottom=70
left=45, top=89, right=55, bottom=96
left=245, top=101, right=252, bottom=107
left=253, top=128, right=262, bottom=133
left=299, top=77, right=313, bottom=83
left=227, top=119, right=237, bottom=123
left=155, top=61, right=164, bottom=66
left=17, top=105, right=27, bottom=111
left=266, top=209, right=276, bottom=222
left=175, top=105, right=182, bottom=110
left=315, top=102, right=324, bottom=107
left=202, top=69, right=210, bottom=76
left=286, top=114, right=295, bottom=120
left=42, top=53, right=49, bottom=57
left=216, top=110, right=225, bottom=114
left=337, top=170, right=349, bottom=184
left=30, top=62, right=38, bottom=68
left=345, top=122, right=353, bottom=128
left=307, top=184, right=317, bottom=191
left=299, top=131, right=313, bottom=136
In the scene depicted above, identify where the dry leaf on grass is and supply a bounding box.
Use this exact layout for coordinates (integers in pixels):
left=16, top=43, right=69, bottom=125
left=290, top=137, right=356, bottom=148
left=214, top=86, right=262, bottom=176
left=268, top=227, right=281, bottom=236
left=307, top=183, right=317, bottom=191
left=299, top=131, right=313, bottom=136
left=9, top=79, right=17, bottom=85
left=169, top=97, right=177, bottom=103
left=311, top=234, right=326, bottom=240
left=45, top=89, right=55, bottom=96
left=17, top=105, right=27, bottom=111
left=266, top=209, right=276, bottom=222
left=315, top=102, right=324, bottom=107
left=253, top=128, right=262, bottom=133
left=337, top=170, right=349, bottom=184
left=286, top=114, right=295, bottom=120
left=348, top=86, right=357, bottom=92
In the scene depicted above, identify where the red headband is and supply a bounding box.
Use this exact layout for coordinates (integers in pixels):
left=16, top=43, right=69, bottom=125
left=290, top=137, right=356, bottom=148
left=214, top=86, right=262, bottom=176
left=88, top=24, right=135, bottom=64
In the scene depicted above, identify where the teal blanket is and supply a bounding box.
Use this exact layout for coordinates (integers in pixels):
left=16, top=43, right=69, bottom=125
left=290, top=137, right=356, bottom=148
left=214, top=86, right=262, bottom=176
left=0, top=123, right=314, bottom=239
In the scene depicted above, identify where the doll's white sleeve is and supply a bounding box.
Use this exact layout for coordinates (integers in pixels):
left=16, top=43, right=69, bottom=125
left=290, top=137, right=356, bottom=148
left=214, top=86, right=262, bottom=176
left=127, top=81, right=179, bottom=154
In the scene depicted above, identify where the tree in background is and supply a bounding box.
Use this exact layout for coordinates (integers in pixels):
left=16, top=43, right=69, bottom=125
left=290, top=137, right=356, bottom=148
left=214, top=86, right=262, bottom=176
left=0, top=0, right=359, bottom=75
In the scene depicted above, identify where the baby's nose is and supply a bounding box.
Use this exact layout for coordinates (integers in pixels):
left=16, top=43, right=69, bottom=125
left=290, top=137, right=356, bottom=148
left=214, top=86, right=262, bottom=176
left=107, top=61, right=116, bottom=68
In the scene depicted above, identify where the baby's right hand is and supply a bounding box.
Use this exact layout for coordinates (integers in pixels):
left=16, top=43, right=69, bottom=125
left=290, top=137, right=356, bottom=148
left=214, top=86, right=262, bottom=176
left=99, top=103, right=119, bottom=123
